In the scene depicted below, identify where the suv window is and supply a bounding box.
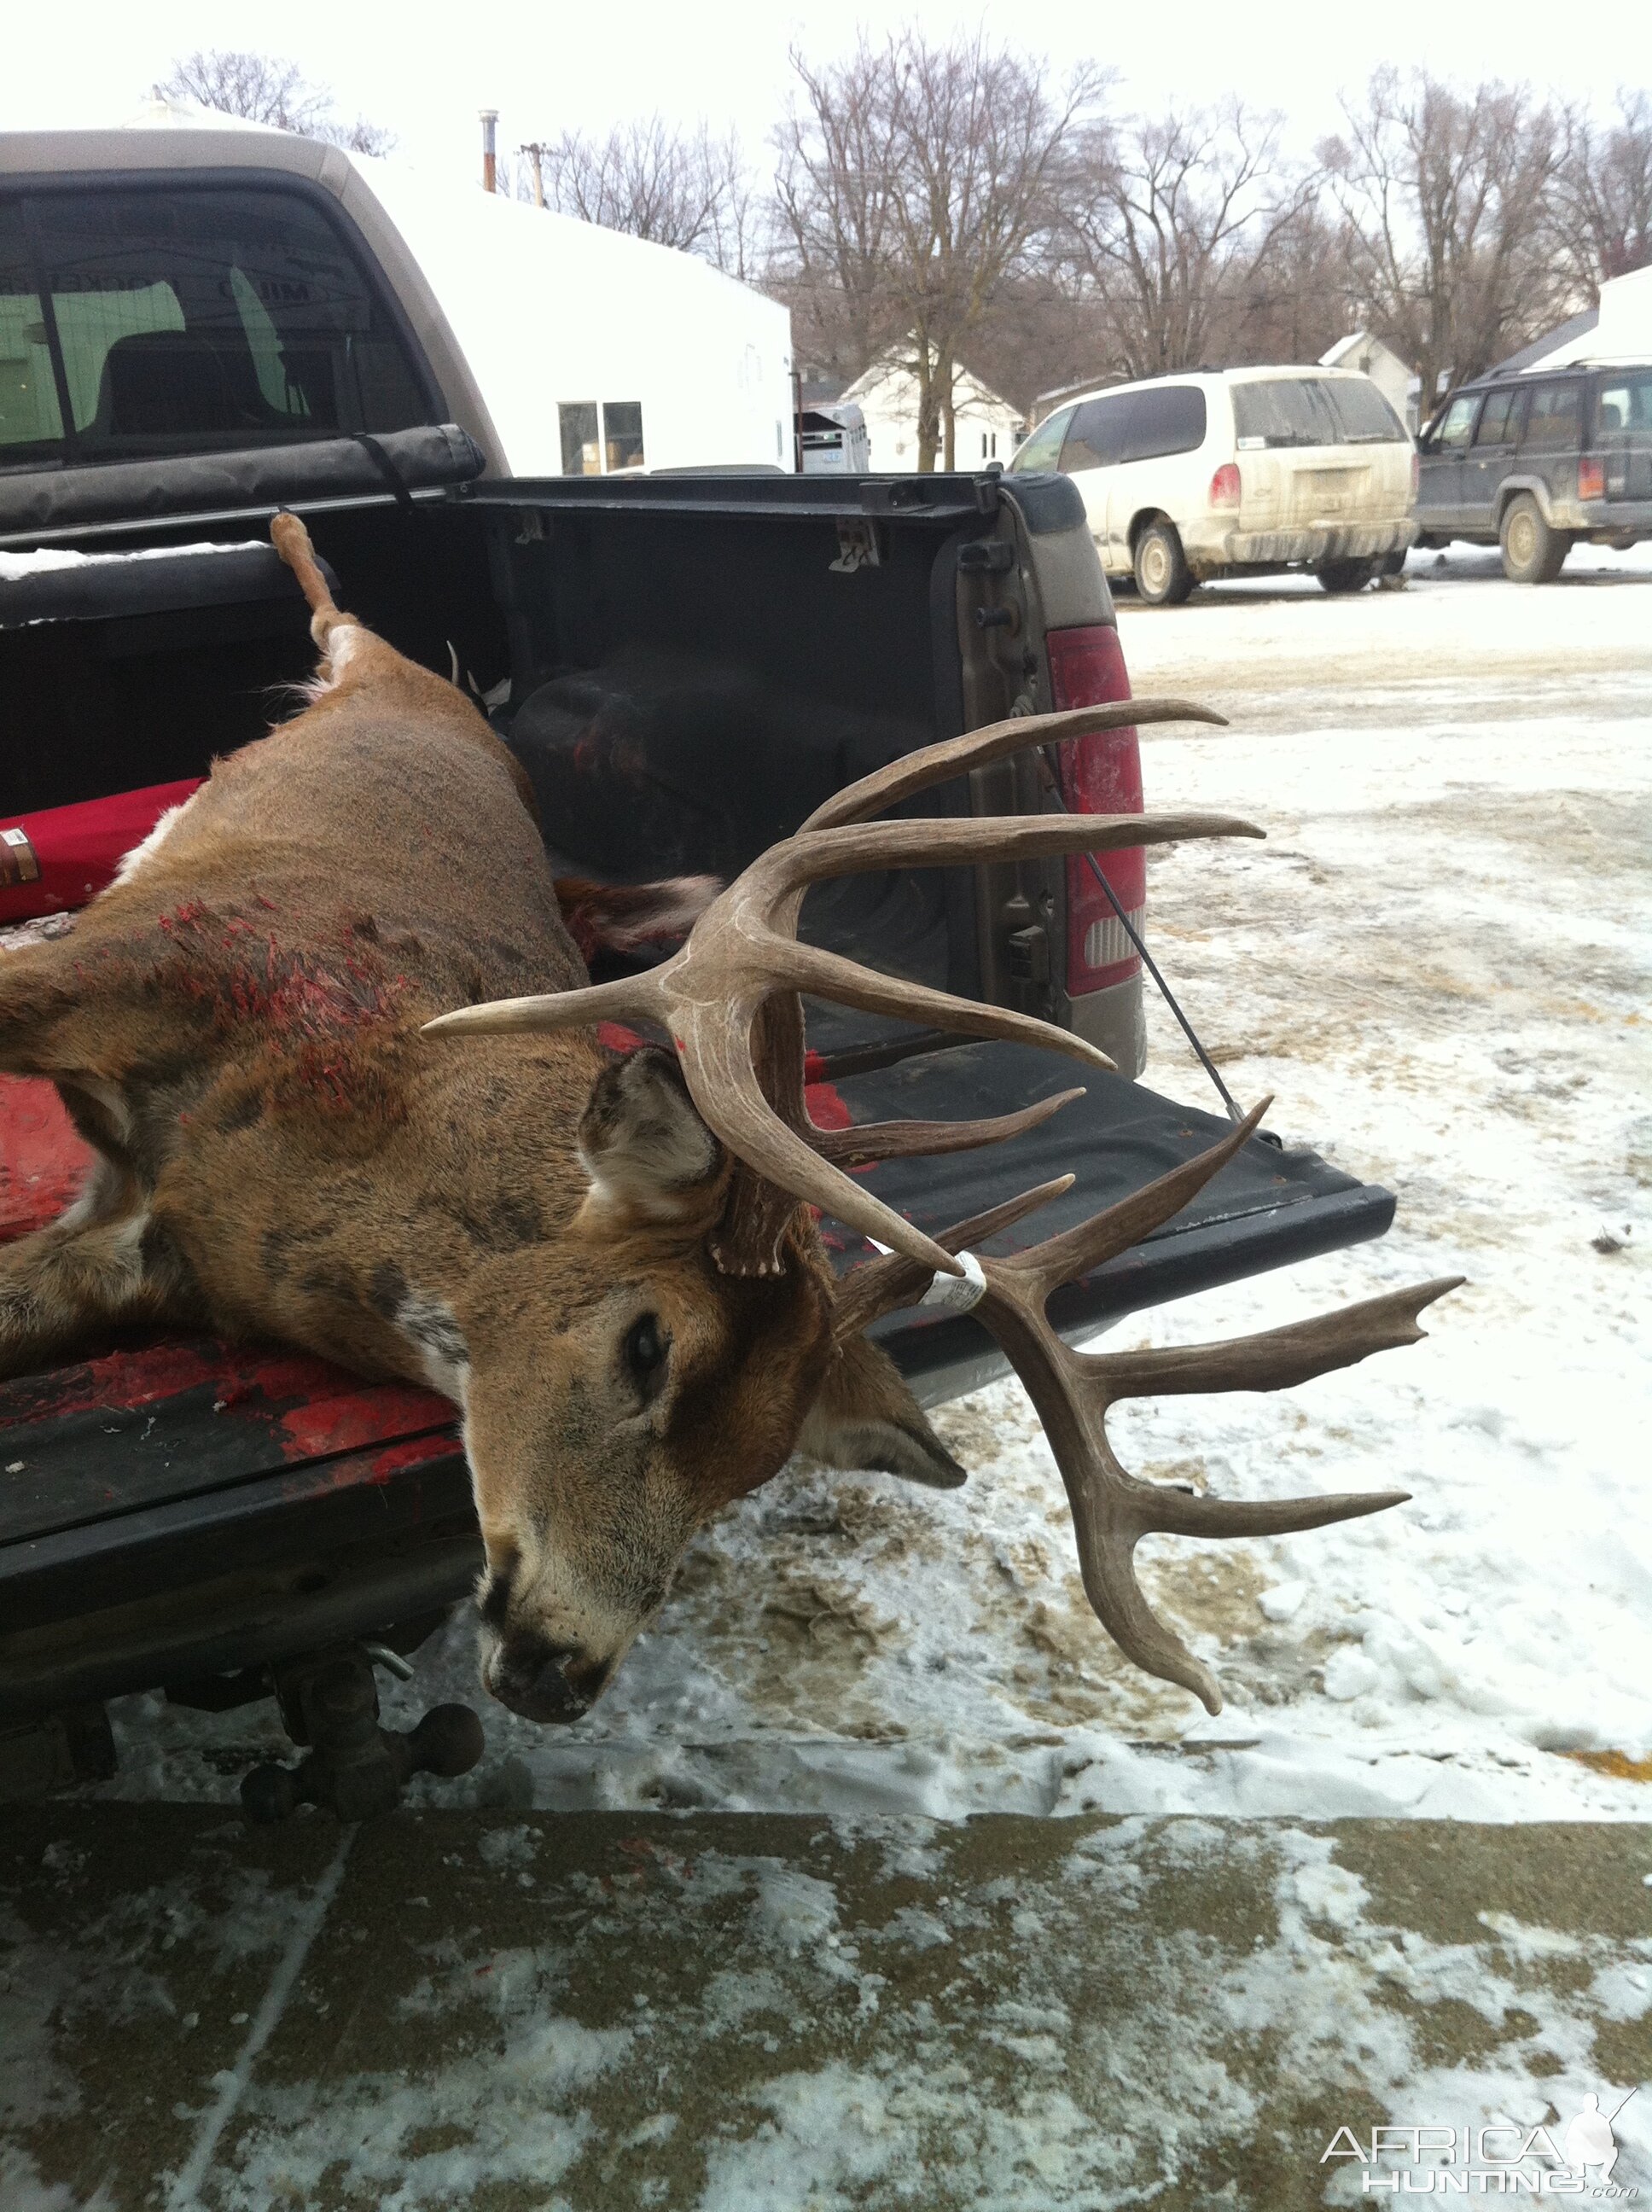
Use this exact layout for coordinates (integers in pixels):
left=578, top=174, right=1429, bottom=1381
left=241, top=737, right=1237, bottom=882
left=1320, top=377, right=1408, bottom=443
left=1431, top=394, right=1480, bottom=450
left=1062, top=384, right=1205, bottom=471
left=1596, top=373, right=1652, bottom=437
left=9, top=184, right=429, bottom=463
left=1473, top=387, right=1524, bottom=445
left=1009, top=406, right=1073, bottom=473
left=0, top=202, right=64, bottom=457
left=1520, top=380, right=1584, bottom=451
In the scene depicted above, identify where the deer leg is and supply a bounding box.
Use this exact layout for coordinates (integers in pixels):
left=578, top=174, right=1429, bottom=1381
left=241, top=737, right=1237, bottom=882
left=0, top=1183, right=198, bottom=1379
left=0, top=935, right=87, bottom=1079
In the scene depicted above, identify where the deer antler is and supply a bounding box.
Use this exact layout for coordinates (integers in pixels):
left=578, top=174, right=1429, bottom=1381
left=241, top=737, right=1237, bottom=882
left=832, top=1103, right=1463, bottom=1713
left=427, top=698, right=1248, bottom=1275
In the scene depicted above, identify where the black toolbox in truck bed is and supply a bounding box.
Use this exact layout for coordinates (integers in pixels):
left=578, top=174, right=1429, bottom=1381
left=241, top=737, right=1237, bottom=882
left=0, top=1043, right=1389, bottom=1721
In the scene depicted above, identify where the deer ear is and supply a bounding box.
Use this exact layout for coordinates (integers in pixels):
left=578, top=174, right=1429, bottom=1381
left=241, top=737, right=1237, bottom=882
left=799, top=1330, right=967, bottom=1490
left=576, top=1047, right=726, bottom=1228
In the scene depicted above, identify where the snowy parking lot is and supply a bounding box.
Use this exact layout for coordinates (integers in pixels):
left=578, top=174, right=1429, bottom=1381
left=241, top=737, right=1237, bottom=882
left=102, top=549, right=1652, bottom=1828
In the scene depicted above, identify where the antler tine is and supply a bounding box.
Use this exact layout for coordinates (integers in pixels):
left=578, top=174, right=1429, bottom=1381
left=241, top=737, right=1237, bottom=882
left=772, top=809, right=1264, bottom=894
left=830, top=1174, right=1077, bottom=1342
left=423, top=969, right=668, bottom=1039
left=1093, top=1277, right=1467, bottom=1402
left=813, top=1087, right=1085, bottom=1170
left=780, top=941, right=1116, bottom=1074
left=800, top=697, right=1228, bottom=833
left=999, top=1099, right=1272, bottom=1306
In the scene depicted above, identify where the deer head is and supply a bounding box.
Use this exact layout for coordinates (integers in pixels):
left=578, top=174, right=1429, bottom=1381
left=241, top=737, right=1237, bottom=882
left=446, top=1046, right=966, bottom=1720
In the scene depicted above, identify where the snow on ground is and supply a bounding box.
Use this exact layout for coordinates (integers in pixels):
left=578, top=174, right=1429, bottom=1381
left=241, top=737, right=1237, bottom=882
left=97, top=550, right=1652, bottom=1822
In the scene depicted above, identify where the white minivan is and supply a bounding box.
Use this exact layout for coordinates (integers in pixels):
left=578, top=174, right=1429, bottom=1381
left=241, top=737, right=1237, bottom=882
left=1009, top=367, right=1417, bottom=602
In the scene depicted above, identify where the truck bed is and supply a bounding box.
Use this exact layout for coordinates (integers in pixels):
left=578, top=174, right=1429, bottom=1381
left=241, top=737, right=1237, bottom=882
left=0, top=1049, right=1390, bottom=1721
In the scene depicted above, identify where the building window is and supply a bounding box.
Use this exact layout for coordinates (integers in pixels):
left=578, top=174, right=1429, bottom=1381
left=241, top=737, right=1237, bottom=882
left=559, top=399, right=644, bottom=475
left=559, top=401, right=599, bottom=475
left=602, top=400, right=644, bottom=473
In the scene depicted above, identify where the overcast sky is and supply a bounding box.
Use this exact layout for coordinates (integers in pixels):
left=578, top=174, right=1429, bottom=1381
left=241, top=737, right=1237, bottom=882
left=5, top=0, right=1649, bottom=182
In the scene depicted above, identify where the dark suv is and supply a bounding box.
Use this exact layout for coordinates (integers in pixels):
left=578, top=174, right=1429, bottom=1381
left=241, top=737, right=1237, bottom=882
left=1415, top=364, right=1652, bottom=580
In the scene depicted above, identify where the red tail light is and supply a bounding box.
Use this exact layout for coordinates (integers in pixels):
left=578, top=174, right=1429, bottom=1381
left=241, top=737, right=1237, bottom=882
left=1044, top=624, right=1143, bottom=994
left=1208, top=462, right=1241, bottom=509
left=1579, top=456, right=1605, bottom=502
left=1411, top=451, right=1420, bottom=498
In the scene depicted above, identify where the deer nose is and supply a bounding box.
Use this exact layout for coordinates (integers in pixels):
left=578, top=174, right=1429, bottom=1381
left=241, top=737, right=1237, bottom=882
left=486, top=1636, right=611, bottom=1724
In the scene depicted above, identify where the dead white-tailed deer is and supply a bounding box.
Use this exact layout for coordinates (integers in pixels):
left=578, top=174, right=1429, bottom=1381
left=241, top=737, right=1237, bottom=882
left=0, top=515, right=1457, bottom=1722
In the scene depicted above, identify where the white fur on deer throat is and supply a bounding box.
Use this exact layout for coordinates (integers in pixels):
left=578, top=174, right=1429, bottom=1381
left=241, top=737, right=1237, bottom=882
left=110, top=790, right=200, bottom=888
left=390, top=1286, right=470, bottom=1403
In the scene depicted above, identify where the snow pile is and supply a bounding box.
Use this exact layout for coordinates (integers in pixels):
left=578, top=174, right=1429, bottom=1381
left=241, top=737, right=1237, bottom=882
left=0, top=542, right=236, bottom=582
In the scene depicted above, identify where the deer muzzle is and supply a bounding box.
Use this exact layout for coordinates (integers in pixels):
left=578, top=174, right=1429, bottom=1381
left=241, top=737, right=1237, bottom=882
left=483, top=1631, right=615, bottom=1724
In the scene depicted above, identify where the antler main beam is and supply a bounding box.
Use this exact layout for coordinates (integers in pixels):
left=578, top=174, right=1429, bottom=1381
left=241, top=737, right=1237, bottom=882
left=427, top=698, right=1254, bottom=1276
left=834, top=1106, right=1463, bottom=1714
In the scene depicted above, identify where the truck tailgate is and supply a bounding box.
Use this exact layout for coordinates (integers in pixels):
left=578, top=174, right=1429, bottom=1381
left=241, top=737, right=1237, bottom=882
left=0, top=1053, right=1391, bottom=1710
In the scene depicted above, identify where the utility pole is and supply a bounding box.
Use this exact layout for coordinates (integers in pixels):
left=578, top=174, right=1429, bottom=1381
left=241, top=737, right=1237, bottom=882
left=519, top=142, right=547, bottom=209
left=479, top=109, right=498, bottom=195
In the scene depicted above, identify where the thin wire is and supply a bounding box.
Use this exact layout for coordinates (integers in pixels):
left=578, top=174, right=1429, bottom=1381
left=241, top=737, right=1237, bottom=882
left=1041, top=753, right=1243, bottom=1123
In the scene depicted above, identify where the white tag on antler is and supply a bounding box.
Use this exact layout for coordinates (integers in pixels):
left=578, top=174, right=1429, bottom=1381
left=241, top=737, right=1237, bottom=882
left=920, top=1249, right=987, bottom=1314
left=864, top=1240, right=988, bottom=1314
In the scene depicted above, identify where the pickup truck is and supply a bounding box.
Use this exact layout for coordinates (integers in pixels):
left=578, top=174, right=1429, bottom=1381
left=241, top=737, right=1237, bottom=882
left=0, top=127, right=1395, bottom=1807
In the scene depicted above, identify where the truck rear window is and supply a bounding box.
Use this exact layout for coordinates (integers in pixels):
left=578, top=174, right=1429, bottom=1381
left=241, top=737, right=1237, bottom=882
left=0, top=203, right=64, bottom=459
left=1, top=183, right=431, bottom=465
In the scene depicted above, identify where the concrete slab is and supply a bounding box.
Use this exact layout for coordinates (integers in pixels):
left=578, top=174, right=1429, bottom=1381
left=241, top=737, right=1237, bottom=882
left=3, top=1810, right=1648, bottom=2209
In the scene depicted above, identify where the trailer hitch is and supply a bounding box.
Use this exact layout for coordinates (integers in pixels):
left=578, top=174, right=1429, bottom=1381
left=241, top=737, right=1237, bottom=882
left=241, top=1643, right=483, bottom=1824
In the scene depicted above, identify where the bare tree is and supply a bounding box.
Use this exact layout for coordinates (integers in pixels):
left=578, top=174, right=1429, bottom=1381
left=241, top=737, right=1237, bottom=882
left=776, top=32, right=1102, bottom=468
left=1216, top=198, right=1362, bottom=365
left=773, top=43, right=908, bottom=395
left=154, top=49, right=393, bottom=155
left=1320, top=70, right=1569, bottom=407
left=1060, top=103, right=1318, bottom=381
left=528, top=118, right=764, bottom=279
left=1556, top=90, right=1652, bottom=294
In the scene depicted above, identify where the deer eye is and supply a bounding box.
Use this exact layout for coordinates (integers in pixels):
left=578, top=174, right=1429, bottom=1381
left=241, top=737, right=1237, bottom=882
left=622, top=1313, right=669, bottom=1402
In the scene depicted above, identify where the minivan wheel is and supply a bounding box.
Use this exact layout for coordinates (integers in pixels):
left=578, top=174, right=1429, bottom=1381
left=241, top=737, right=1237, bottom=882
left=1133, top=521, right=1192, bottom=606
left=1316, top=559, right=1377, bottom=595
left=1499, top=494, right=1570, bottom=583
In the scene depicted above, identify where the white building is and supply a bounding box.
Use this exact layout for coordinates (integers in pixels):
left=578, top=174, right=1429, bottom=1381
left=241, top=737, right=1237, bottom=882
left=127, top=101, right=796, bottom=478
left=841, top=347, right=1023, bottom=471
left=1319, top=332, right=1420, bottom=433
